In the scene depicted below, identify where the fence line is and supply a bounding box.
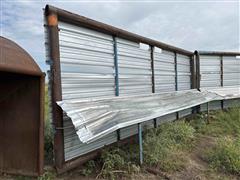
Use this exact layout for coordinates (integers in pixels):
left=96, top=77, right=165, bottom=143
left=44, top=5, right=240, bottom=173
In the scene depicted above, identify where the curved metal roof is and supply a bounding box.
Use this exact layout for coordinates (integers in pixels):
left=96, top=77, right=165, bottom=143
left=0, top=36, right=43, bottom=76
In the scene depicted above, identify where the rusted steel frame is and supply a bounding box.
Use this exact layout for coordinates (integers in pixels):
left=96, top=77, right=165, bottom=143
left=194, top=51, right=201, bottom=90
left=194, top=51, right=201, bottom=113
left=198, top=51, right=240, bottom=56
left=0, top=65, right=43, bottom=76
left=220, top=55, right=224, bottom=109
left=45, top=5, right=193, bottom=56
left=174, top=52, right=179, bottom=119
left=190, top=55, right=196, bottom=89
left=38, top=74, right=45, bottom=175
left=150, top=46, right=157, bottom=128
left=45, top=9, right=64, bottom=170
left=190, top=55, right=197, bottom=114
left=112, top=36, right=121, bottom=141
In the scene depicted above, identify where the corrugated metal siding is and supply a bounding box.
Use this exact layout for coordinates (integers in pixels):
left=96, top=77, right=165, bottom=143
left=58, top=21, right=117, bottom=161
left=222, top=56, right=240, bottom=86
left=154, top=49, right=175, bottom=92
left=116, top=38, right=153, bottom=139
left=117, top=38, right=152, bottom=96
left=199, top=55, right=221, bottom=110
left=154, top=49, right=177, bottom=122
left=222, top=56, right=240, bottom=108
left=223, top=99, right=240, bottom=108
left=200, top=55, right=221, bottom=88
left=177, top=54, right=192, bottom=118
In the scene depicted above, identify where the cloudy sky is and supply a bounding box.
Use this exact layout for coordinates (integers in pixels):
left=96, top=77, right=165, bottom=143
left=1, top=0, right=239, bottom=72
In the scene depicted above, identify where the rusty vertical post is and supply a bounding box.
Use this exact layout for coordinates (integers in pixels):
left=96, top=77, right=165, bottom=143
left=220, top=55, right=224, bottom=109
left=174, top=52, right=179, bottom=119
left=113, top=36, right=121, bottom=141
left=151, top=46, right=157, bottom=128
left=190, top=54, right=197, bottom=114
left=195, top=51, right=201, bottom=113
left=46, top=10, right=64, bottom=170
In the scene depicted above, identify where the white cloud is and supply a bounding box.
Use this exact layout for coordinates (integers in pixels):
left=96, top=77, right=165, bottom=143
left=1, top=0, right=239, bottom=72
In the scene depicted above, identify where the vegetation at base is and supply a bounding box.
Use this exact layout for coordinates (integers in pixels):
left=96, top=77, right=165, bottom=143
left=191, top=107, right=240, bottom=137
left=81, top=107, right=240, bottom=179
left=44, top=86, right=53, bottom=164
left=143, top=121, right=195, bottom=172
left=38, top=170, right=56, bottom=180
left=80, top=121, right=196, bottom=179
left=206, top=136, right=240, bottom=175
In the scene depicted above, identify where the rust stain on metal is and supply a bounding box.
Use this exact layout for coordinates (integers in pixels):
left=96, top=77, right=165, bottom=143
left=47, top=14, right=58, bottom=26
left=45, top=9, right=65, bottom=170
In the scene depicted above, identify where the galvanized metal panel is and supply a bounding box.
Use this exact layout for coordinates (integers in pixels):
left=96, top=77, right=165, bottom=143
left=154, top=49, right=176, bottom=120
left=223, top=56, right=240, bottom=87
left=58, top=21, right=117, bottom=161
left=116, top=38, right=153, bottom=139
left=117, top=38, right=152, bottom=96
left=222, top=56, right=240, bottom=108
left=223, top=99, right=240, bottom=108
left=199, top=55, right=222, bottom=110
left=154, top=49, right=175, bottom=92
left=58, top=89, right=234, bottom=143
left=177, top=54, right=192, bottom=118
left=200, top=55, right=221, bottom=88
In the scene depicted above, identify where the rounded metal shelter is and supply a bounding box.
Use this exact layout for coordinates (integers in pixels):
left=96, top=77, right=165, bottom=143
left=0, top=37, right=44, bottom=176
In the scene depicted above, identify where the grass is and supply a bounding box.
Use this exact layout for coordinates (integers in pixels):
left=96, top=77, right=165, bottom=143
left=79, top=120, right=196, bottom=179
left=44, top=86, right=53, bottom=164
left=191, top=107, right=240, bottom=137
left=82, top=107, right=240, bottom=179
left=206, top=136, right=240, bottom=175
left=143, top=121, right=195, bottom=172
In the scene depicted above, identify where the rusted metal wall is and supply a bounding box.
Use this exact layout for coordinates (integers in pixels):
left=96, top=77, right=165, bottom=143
left=0, top=37, right=44, bottom=176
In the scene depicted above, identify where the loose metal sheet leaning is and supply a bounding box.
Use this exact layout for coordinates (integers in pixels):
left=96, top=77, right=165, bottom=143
left=57, top=86, right=240, bottom=144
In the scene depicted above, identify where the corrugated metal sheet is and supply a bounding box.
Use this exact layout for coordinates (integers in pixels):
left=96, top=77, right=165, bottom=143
left=58, top=88, right=239, bottom=143
left=200, top=55, right=221, bottom=88
left=154, top=49, right=177, bottom=122
left=154, top=49, right=175, bottom=92
left=116, top=38, right=153, bottom=139
left=117, top=38, right=152, bottom=96
left=222, top=56, right=240, bottom=108
left=223, top=56, right=240, bottom=86
left=177, top=54, right=192, bottom=118
left=58, top=21, right=117, bottom=161
left=223, top=99, right=240, bottom=108
left=199, top=55, right=221, bottom=110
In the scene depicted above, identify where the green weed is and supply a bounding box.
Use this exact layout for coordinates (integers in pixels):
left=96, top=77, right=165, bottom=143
left=143, top=121, right=195, bottom=172
left=44, top=86, right=53, bottom=164
left=38, top=170, right=56, bottom=180
left=206, top=136, right=240, bottom=175
left=98, top=148, right=140, bottom=179
left=190, top=107, right=240, bottom=137
left=80, top=160, right=96, bottom=176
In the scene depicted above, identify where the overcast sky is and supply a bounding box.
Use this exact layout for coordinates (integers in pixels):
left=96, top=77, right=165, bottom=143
left=1, top=0, right=239, bottom=72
